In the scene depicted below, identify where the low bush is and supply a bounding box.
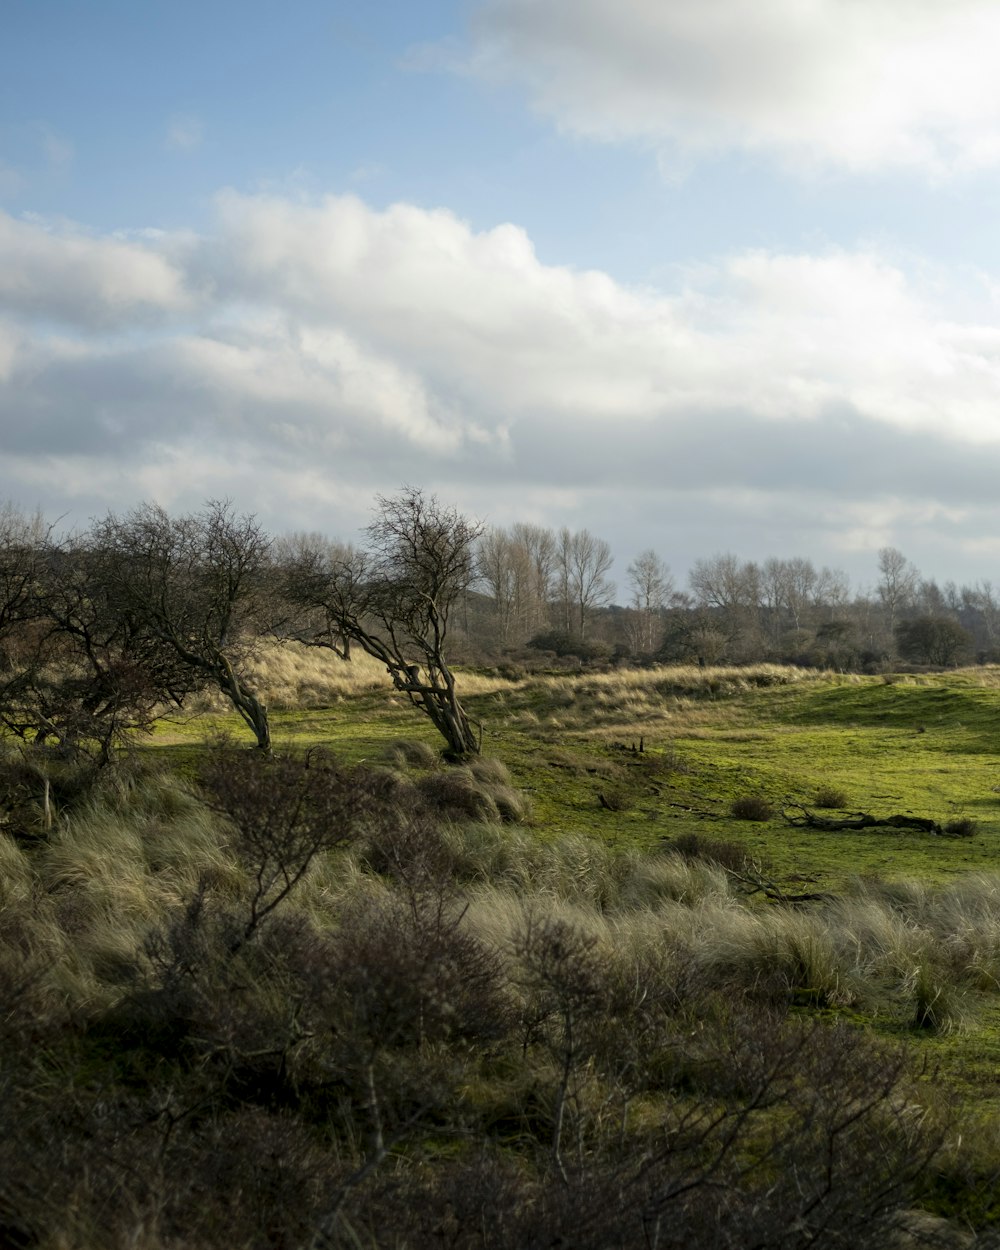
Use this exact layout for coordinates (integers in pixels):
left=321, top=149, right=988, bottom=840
left=730, top=794, right=774, bottom=821
left=813, top=786, right=849, bottom=809
left=671, top=832, right=754, bottom=873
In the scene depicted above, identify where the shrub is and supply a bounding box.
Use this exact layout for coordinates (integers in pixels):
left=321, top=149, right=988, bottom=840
left=944, top=817, right=979, bottom=838
left=730, top=794, right=774, bottom=821
left=671, top=832, right=754, bottom=873
left=813, top=786, right=849, bottom=809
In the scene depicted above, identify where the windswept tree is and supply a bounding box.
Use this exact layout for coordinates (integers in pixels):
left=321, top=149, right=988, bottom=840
left=91, top=501, right=275, bottom=750
left=0, top=506, right=207, bottom=763
left=280, top=488, right=484, bottom=757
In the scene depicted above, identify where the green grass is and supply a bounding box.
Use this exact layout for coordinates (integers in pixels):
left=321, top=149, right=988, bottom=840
left=137, top=662, right=1000, bottom=1104
left=142, top=663, right=1000, bottom=892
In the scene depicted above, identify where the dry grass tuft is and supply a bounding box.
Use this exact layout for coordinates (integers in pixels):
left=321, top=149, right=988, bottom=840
left=383, top=738, right=440, bottom=770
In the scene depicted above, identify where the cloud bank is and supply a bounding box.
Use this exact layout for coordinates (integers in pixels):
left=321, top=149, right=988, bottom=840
left=463, top=0, right=1000, bottom=175
left=3, top=192, right=1000, bottom=578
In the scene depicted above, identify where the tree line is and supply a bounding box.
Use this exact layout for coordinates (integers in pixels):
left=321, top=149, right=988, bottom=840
left=0, top=490, right=993, bottom=761
left=475, top=525, right=993, bottom=672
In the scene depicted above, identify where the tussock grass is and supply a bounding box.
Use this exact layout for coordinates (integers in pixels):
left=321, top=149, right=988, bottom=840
left=0, top=834, right=33, bottom=906
left=382, top=737, right=440, bottom=769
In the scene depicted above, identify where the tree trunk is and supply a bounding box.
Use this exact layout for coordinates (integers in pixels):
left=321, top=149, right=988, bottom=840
left=216, top=654, right=271, bottom=750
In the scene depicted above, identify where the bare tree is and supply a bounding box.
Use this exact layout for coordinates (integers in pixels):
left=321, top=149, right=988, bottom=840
left=0, top=505, right=47, bottom=723
left=555, top=528, right=614, bottom=641
left=689, top=553, right=762, bottom=655
left=91, top=501, right=274, bottom=750
left=626, top=549, right=672, bottom=654
left=477, top=527, right=522, bottom=646
left=273, top=532, right=357, bottom=660
left=280, top=488, right=484, bottom=758
left=877, top=546, right=919, bottom=642
left=509, top=522, right=556, bottom=639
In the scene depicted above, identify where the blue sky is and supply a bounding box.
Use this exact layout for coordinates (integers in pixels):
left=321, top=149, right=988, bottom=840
left=5, top=0, right=1000, bottom=594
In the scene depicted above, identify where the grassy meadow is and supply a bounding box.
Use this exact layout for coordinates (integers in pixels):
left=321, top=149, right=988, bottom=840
left=8, top=648, right=1000, bottom=1244
left=153, top=651, right=1000, bottom=1081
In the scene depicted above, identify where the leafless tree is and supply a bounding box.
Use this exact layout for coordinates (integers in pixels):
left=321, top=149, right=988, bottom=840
left=877, top=546, right=920, bottom=642
left=625, top=548, right=672, bottom=654
left=477, top=528, right=523, bottom=646
left=273, top=532, right=358, bottom=660
left=555, top=527, right=614, bottom=641
left=510, top=522, right=557, bottom=639
left=0, top=508, right=194, bottom=763
left=689, top=553, right=763, bottom=656
left=91, top=500, right=274, bottom=749
left=280, top=488, right=484, bottom=757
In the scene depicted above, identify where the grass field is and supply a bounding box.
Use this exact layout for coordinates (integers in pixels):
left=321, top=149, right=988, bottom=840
left=149, top=655, right=1000, bottom=1102
left=164, top=650, right=1000, bottom=889
left=11, top=651, right=1000, bottom=1243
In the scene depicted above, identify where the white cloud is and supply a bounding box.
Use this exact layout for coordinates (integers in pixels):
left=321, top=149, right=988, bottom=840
left=0, top=212, right=193, bottom=328
left=3, top=192, right=1000, bottom=578
left=463, top=0, right=1000, bottom=175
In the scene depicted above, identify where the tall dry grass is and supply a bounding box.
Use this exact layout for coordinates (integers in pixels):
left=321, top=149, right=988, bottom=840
left=9, top=744, right=1000, bottom=1035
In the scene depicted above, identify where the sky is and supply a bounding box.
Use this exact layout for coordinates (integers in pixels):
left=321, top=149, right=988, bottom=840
left=5, top=0, right=1000, bottom=596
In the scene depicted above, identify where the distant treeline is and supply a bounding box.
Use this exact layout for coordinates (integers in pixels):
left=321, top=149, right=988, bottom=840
left=471, top=526, right=990, bottom=671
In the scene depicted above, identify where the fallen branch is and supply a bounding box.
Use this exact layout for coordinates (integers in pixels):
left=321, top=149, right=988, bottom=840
left=783, top=805, right=942, bottom=836
left=724, top=861, right=832, bottom=905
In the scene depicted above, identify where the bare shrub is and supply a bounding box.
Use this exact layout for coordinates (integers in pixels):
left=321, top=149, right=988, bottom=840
left=730, top=794, right=774, bottom=821
left=326, top=892, right=512, bottom=1050
left=359, top=811, right=456, bottom=889
left=944, top=817, right=979, bottom=838
left=200, top=744, right=385, bottom=947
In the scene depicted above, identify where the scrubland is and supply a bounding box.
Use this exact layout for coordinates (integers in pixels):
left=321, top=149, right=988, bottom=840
left=7, top=653, right=1000, bottom=1246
